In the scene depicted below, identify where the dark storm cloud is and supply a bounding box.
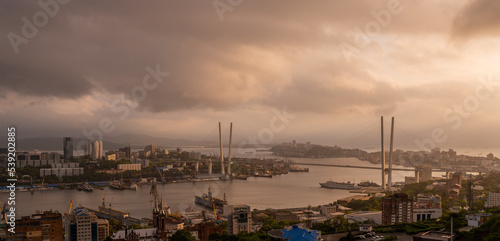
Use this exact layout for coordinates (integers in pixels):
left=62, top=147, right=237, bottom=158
left=0, top=0, right=490, bottom=118
left=0, top=0, right=417, bottom=113
left=452, top=0, right=500, bottom=39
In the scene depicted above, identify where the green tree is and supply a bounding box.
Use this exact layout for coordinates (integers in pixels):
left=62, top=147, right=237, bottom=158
left=170, top=229, right=196, bottom=241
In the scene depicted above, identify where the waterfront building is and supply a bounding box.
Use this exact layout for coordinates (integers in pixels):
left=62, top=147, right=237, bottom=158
left=5, top=210, right=63, bottom=241
left=223, top=204, right=251, bottom=235
left=413, top=194, right=442, bottom=222
left=382, top=193, right=413, bottom=225
left=487, top=192, right=500, bottom=208
left=117, top=164, right=141, bottom=171
left=64, top=207, right=109, bottom=241
left=40, top=163, right=84, bottom=177
left=64, top=137, right=73, bottom=161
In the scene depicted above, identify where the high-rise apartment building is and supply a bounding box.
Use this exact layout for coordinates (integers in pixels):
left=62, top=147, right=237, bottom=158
left=65, top=207, right=108, bottom=241
left=92, top=141, right=103, bottom=160
left=382, top=193, right=413, bottom=225
left=64, top=137, right=73, bottom=161
left=223, top=204, right=251, bottom=235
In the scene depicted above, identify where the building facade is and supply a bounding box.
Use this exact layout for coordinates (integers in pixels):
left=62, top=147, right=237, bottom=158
left=16, top=151, right=62, bottom=168
left=382, top=193, right=413, bottom=225
left=65, top=208, right=108, bottom=241
left=5, top=211, right=63, bottom=241
left=413, top=194, right=442, bottom=222
left=223, top=204, right=251, bottom=235
left=117, top=164, right=142, bottom=171
left=64, top=137, right=73, bottom=161
left=92, top=141, right=103, bottom=160
left=487, top=192, right=500, bottom=208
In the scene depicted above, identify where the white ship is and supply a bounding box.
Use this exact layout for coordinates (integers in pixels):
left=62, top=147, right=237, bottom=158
left=319, top=181, right=360, bottom=190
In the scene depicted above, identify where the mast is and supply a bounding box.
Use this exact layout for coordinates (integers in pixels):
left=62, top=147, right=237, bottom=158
left=388, top=117, right=394, bottom=190
left=227, top=122, right=233, bottom=176
left=381, top=116, right=386, bottom=190
left=219, top=122, right=225, bottom=175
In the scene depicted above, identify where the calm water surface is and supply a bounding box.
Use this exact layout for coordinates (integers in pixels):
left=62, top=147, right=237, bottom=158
left=2, top=156, right=426, bottom=219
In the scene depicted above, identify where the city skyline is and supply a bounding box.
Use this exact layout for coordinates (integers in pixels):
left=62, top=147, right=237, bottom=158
left=2, top=1, right=500, bottom=150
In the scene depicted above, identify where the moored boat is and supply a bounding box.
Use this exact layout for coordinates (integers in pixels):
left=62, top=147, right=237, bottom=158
left=319, top=181, right=360, bottom=190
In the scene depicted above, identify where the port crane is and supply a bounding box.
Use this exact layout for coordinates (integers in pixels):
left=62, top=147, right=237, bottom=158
left=68, top=200, right=73, bottom=214
left=154, top=165, right=166, bottom=183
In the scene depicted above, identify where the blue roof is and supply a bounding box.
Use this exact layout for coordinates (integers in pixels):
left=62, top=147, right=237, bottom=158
left=281, top=225, right=319, bottom=241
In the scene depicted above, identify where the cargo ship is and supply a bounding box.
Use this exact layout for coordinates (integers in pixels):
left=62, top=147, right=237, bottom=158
left=319, top=181, right=360, bottom=190
left=194, top=186, right=227, bottom=208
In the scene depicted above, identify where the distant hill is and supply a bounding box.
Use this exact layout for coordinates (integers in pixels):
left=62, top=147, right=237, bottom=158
left=0, top=133, right=215, bottom=151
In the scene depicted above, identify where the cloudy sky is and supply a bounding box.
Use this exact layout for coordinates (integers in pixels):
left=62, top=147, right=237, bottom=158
left=1, top=0, right=500, bottom=151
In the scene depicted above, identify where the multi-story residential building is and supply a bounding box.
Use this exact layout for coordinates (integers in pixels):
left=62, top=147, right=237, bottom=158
left=382, top=193, right=413, bottom=225
left=117, top=164, right=141, bottom=171
left=16, top=151, right=62, bottom=168
left=65, top=207, right=109, bottom=241
left=145, top=145, right=156, bottom=155
left=5, top=211, right=63, bottom=241
left=92, top=141, right=103, bottom=160
left=487, top=192, right=500, bottom=208
left=223, top=204, right=251, bottom=235
left=451, top=172, right=463, bottom=186
left=119, top=147, right=131, bottom=159
left=64, top=137, right=73, bottom=161
left=40, top=163, right=84, bottom=177
left=413, top=194, right=442, bottom=222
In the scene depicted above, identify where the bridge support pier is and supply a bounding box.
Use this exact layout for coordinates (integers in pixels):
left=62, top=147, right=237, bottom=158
left=415, top=171, right=420, bottom=183
left=446, top=171, right=450, bottom=179
left=208, top=160, right=212, bottom=175
left=195, top=162, right=199, bottom=172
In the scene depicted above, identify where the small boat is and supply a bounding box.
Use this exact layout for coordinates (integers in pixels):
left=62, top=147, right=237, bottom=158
left=81, top=182, right=93, bottom=192
left=109, top=180, right=125, bottom=190
left=235, top=176, right=248, bottom=180
left=253, top=173, right=272, bottom=178
left=128, top=183, right=138, bottom=190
